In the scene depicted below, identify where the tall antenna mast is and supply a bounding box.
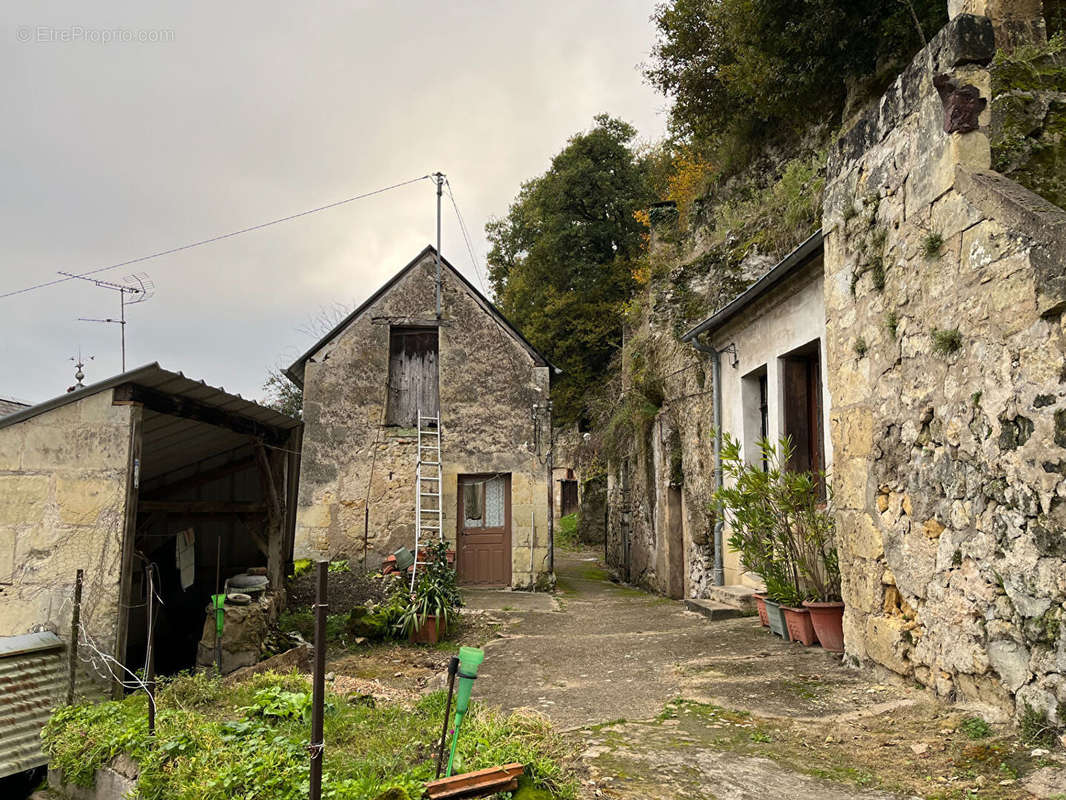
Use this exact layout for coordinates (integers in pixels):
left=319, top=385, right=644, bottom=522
left=433, top=172, right=444, bottom=319
left=61, top=272, right=154, bottom=371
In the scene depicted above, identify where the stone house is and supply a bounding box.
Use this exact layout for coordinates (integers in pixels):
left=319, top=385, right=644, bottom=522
left=286, top=246, right=556, bottom=588
left=680, top=232, right=828, bottom=591
left=0, top=363, right=301, bottom=695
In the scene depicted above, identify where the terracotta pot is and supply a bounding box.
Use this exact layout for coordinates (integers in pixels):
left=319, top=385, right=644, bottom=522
left=803, top=600, right=845, bottom=652
left=763, top=598, right=790, bottom=640
left=409, top=614, right=445, bottom=644
left=782, top=606, right=818, bottom=646
left=753, top=593, right=769, bottom=627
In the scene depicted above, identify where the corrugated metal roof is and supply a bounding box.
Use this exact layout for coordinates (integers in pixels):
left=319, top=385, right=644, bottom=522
left=0, top=632, right=65, bottom=780
left=0, top=397, right=30, bottom=417
left=0, top=363, right=299, bottom=434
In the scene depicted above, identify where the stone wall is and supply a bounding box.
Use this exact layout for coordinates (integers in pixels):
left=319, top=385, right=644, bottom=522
left=823, top=11, right=1066, bottom=721
left=295, top=251, right=552, bottom=588
left=0, top=390, right=134, bottom=686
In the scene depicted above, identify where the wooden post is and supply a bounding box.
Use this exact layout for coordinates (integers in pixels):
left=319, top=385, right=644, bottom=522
left=66, top=569, right=83, bottom=705
left=309, top=561, right=327, bottom=800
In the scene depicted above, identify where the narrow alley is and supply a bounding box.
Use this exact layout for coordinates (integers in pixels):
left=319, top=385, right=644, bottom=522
left=465, top=550, right=1064, bottom=800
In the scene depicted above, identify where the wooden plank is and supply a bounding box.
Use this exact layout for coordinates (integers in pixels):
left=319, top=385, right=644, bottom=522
left=424, top=763, right=524, bottom=799
left=137, top=500, right=267, bottom=514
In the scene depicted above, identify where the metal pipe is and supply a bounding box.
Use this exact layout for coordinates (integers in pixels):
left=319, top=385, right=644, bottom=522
left=309, top=561, right=328, bottom=800
left=529, top=511, right=535, bottom=590
left=435, top=172, right=443, bottom=320
left=691, top=335, right=725, bottom=586
left=546, top=401, right=554, bottom=576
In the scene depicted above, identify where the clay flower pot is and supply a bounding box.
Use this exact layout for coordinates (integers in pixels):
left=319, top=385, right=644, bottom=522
left=762, top=598, right=791, bottom=640
left=803, top=600, right=845, bottom=652
left=753, top=592, right=770, bottom=628
left=782, top=606, right=818, bottom=646
left=409, top=614, right=445, bottom=644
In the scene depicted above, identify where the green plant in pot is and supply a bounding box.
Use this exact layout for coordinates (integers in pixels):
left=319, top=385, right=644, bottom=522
left=396, top=539, right=462, bottom=644
left=713, top=434, right=836, bottom=647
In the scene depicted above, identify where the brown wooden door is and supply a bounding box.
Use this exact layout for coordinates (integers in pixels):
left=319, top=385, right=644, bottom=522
left=456, top=474, right=511, bottom=586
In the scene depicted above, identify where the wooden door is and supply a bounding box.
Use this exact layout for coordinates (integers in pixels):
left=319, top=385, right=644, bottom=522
left=386, top=327, right=439, bottom=427
left=560, top=480, right=579, bottom=516
left=456, top=474, right=511, bottom=586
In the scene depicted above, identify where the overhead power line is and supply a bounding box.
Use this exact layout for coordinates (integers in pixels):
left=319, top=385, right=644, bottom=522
left=1, top=174, right=432, bottom=300
left=444, top=179, right=492, bottom=297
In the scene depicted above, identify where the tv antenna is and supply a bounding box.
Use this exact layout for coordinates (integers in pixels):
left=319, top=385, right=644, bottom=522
left=68, top=350, right=94, bottom=393
left=61, top=272, right=155, bottom=371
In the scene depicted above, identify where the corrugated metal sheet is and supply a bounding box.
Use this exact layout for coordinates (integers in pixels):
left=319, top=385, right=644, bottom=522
left=0, top=632, right=65, bottom=780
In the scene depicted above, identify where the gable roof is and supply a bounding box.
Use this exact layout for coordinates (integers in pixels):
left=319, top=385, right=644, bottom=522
left=680, top=229, right=824, bottom=343
left=284, top=245, right=554, bottom=386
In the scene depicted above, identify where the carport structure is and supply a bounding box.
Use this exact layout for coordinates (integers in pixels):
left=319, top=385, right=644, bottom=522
left=0, top=363, right=301, bottom=696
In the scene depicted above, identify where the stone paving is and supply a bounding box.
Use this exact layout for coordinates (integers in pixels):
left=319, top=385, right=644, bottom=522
left=464, top=549, right=1064, bottom=799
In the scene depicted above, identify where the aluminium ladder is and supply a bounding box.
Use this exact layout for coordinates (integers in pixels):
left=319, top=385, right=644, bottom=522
left=411, top=410, right=443, bottom=591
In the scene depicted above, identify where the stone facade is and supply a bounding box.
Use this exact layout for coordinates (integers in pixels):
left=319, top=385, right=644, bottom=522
left=823, top=12, right=1066, bottom=721
left=0, top=390, right=134, bottom=681
left=291, top=248, right=553, bottom=588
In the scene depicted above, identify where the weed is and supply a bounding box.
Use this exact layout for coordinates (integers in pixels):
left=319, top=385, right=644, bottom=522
left=849, top=270, right=860, bottom=296
left=156, top=672, right=223, bottom=711
left=971, top=391, right=982, bottom=407
left=886, top=311, right=899, bottom=339
left=843, top=203, right=858, bottom=222
left=749, top=730, right=773, bottom=743
left=328, top=559, right=350, bottom=574
left=922, top=231, right=944, bottom=259
left=855, top=337, right=869, bottom=358
left=1021, top=702, right=1061, bottom=748
left=959, top=716, right=992, bottom=739
left=931, top=328, right=963, bottom=356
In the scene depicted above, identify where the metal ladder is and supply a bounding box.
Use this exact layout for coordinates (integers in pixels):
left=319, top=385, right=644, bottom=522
left=411, top=410, right=443, bottom=591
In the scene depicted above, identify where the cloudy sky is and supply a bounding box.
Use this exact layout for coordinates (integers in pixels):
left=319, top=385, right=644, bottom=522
left=2, top=1, right=668, bottom=405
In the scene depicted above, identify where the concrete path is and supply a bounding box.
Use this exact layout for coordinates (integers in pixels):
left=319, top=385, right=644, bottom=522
left=464, top=550, right=919, bottom=799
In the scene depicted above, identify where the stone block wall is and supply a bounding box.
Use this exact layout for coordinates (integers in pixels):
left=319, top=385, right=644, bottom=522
left=0, top=390, right=134, bottom=686
left=295, top=252, right=552, bottom=588
left=823, top=11, right=1066, bottom=721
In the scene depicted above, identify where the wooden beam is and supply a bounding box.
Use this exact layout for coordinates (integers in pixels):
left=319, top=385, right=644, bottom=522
left=141, top=455, right=256, bottom=499
left=114, top=383, right=289, bottom=445
left=254, top=443, right=283, bottom=518
left=137, top=500, right=267, bottom=514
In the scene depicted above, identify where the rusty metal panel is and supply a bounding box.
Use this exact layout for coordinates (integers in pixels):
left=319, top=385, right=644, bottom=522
left=0, top=632, right=65, bottom=781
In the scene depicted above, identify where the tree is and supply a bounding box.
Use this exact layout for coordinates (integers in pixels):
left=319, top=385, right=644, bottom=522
left=262, top=369, right=303, bottom=419
left=486, top=115, right=654, bottom=425
left=645, top=0, right=947, bottom=147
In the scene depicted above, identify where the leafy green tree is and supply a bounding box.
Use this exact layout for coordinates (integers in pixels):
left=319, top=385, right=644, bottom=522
left=645, top=0, right=947, bottom=146
left=486, top=115, right=654, bottom=424
left=262, top=369, right=302, bottom=419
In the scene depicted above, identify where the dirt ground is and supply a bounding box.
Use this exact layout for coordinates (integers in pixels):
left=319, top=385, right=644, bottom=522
left=318, top=549, right=1066, bottom=800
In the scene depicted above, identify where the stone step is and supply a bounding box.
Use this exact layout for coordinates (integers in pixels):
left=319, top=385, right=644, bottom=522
left=684, top=598, right=745, bottom=621
left=707, top=584, right=758, bottom=612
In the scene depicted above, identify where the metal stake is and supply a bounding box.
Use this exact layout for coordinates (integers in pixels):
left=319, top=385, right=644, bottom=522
left=215, top=535, right=223, bottom=675
left=434, top=172, right=444, bottom=319
left=66, top=569, right=83, bottom=705
left=309, top=561, right=328, bottom=800
left=435, top=657, right=460, bottom=779
left=146, top=564, right=156, bottom=738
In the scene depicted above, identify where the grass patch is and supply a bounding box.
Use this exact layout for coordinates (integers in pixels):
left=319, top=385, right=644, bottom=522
left=931, top=327, right=963, bottom=356
left=922, top=231, right=944, bottom=259
left=959, top=716, right=992, bottom=739
left=556, top=513, right=580, bottom=551
left=44, top=671, right=577, bottom=800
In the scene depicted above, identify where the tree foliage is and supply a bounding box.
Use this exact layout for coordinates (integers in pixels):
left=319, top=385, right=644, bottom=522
left=645, top=0, right=947, bottom=146
left=262, top=369, right=302, bottom=419
left=486, top=115, right=654, bottom=424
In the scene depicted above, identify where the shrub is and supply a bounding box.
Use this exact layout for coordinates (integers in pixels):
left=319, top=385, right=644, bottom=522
left=712, top=434, right=839, bottom=606
left=922, top=231, right=944, bottom=259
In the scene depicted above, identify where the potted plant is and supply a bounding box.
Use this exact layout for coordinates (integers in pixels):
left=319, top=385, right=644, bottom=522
left=396, top=540, right=462, bottom=644
left=713, top=434, right=834, bottom=647
left=799, top=507, right=844, bottom=653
